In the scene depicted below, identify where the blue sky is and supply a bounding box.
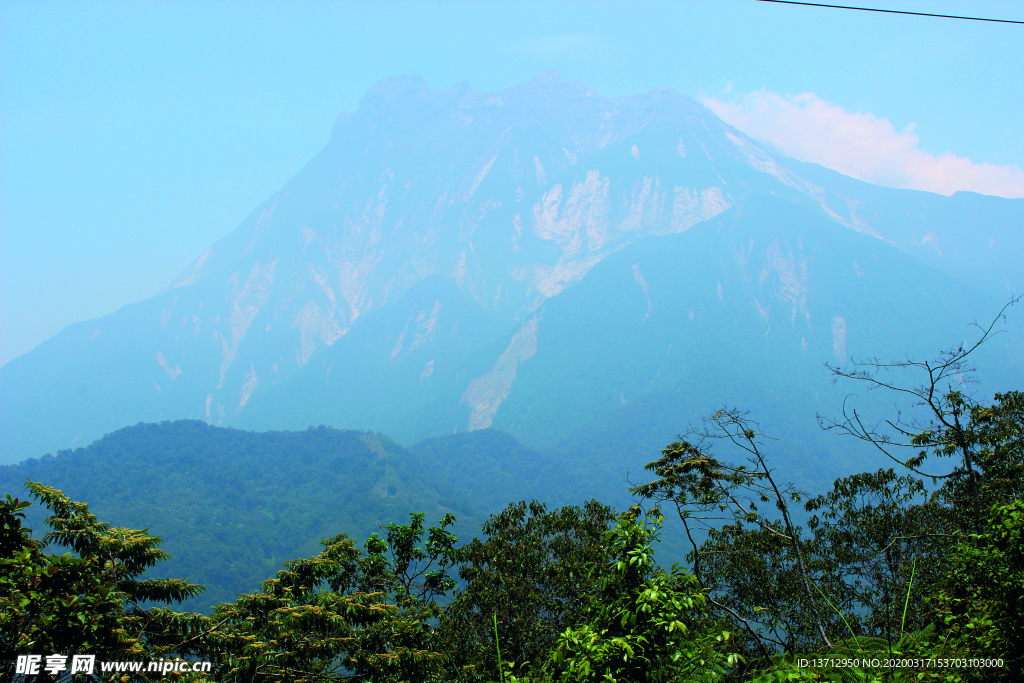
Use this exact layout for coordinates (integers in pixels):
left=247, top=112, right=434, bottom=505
left=2, top=0, right=1022, bottom=366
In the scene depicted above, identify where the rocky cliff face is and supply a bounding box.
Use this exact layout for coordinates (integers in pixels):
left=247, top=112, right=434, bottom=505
left=1, top=73, right=1021, bottom=464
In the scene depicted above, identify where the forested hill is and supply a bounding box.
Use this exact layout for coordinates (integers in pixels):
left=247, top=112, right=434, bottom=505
left=0, top=420, right=569, bottom=612
left=408, top=429, right=579, bottom=515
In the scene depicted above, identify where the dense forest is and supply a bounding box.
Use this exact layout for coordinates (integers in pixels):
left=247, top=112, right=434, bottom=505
left=3, top=323, right=1023, bottom=682
left=0, top=423, right=577, bottom=613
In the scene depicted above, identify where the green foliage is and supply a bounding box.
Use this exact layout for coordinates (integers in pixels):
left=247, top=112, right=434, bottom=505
left=181, top=512, right=461, bottom=683
left=922, top=501, right=1024, bottom=681
left=804, top=468, right=941, bottom=644
left=921, top=391, right=1024, bottom=533
left=537, top=511, right=735, bottom=683
left=0, top=422, right=589, bottom=613
left=970, top=392, right=1024, bottom=503
left=0, top=422, right=492, bottom=612
left=633, top=388, right=1024, bottom=680
left=632, top=410, right=834, bottom=656
left=0, top=483, right=205, bottom=681
left=748, top=396, right=1024, bottom=682
left=441, top=500, right=617, bottom=679
left=4, top=337, right=1021, bottom=682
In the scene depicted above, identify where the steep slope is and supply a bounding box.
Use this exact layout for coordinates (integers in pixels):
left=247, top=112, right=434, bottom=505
left=234, top=275, right=505, bottom=440
left=783, top=158, right=1024, bottom=296
left=1, top=73, right=1020, bottom=463
left=462, top=196, right=1024, bottom=497
left=232, top=197, right=1023, bottom=502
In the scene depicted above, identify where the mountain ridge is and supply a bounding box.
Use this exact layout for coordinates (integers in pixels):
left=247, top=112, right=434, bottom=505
left=0, top=420, right=582, bottom=612
left=1, top=73, right=1021, bottom=464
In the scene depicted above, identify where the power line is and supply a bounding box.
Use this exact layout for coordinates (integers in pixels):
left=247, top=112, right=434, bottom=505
left=754, top=0, right=1024, bottom=25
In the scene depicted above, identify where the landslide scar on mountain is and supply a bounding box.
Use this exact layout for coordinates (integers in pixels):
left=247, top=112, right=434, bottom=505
left=462, top=312, right=542, bottom=431
left=220, top=258, right=279, bottom=386
left=390, top=301, right=443, bottom=360
left=632, top=263, right=652, bottom=321
left=532, top=170, right=611, bottom=254
left=156, top=351, right=182, bottom=379
left=293, top=300, right=343, bottom=367
left=237, top=364, right=258, bottom=412
left=759, top=238, right=810, bottom=328
left=832, top=315, right=848, bottom=362
left=671, top=186, right=729, bottom=232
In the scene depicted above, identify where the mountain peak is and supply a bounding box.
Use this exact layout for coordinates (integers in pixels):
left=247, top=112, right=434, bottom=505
left=5, top=73, right=1020, bottom=464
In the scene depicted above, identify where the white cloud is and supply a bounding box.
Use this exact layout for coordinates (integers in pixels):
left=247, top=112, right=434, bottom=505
left=704, top=89, right=1024, bottom=198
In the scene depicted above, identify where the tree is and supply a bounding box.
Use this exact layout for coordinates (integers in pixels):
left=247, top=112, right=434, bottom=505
left=183, top=512, right=461, bottom=683
left=803, top=468, right=942, bottom=655
left=818, top=297, right=1022, bottom=533
left=441, top=500, right=616, bottom=680
left=0, top=482, right=206, bottom=682
left=808, top=301, right=1024, bottom=675
left=631, top=409, right=834, bottom=658
left=538, top=510, right=735, bottom=683
left=926, top=501, right=1024, bottom=682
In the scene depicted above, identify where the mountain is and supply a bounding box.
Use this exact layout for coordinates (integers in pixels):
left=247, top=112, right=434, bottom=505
left=523, top=197, right=1021, bottom=497
left=0, top=421, right=576, bottom=612
left=782, top=159, right=1024, bottom=297
left=1, top=72, right=1021, bottom=465
left=250, top=196, right=1023, bottom=500
left=408, top=427, right=576, bottom=514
